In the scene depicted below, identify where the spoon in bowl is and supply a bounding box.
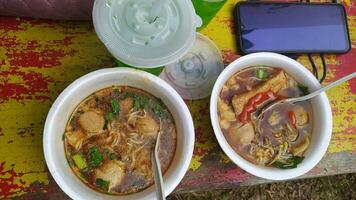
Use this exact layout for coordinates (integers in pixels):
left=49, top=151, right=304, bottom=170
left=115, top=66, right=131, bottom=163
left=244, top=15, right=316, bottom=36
left=256, top=72, right=356, bottom=121
left=151, top=119, right=165, bottom=200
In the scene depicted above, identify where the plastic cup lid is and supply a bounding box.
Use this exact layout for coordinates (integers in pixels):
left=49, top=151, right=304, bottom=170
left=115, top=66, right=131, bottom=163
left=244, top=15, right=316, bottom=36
left=160, top=33, right=224, bottom=100
left=93, top=0, right=199, bottom=68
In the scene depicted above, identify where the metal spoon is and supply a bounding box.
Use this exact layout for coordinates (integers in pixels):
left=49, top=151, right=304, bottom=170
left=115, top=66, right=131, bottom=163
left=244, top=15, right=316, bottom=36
left=151, top=119, right=165, bottom=200
left=256, top=72, right=356, bottom=121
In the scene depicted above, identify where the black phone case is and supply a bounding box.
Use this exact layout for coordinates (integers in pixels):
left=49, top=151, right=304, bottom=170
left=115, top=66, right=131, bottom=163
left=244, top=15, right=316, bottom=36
left=234, top=2, right=351, bottom=55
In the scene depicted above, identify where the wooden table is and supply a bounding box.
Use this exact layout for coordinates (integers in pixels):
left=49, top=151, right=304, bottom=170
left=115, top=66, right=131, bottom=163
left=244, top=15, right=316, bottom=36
left=0, top=0, right=355, bottom=198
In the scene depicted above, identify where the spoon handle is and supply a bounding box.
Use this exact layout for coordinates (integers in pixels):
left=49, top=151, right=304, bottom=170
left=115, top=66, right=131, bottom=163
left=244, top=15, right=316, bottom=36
left=152, top=149, right=165, bottom=200
left=288, top=72, right=356, bottom=103
left=152, top=120, right=165, bottom=200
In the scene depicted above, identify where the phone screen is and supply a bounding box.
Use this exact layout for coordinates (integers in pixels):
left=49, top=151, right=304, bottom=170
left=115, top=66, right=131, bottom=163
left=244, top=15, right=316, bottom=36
left=235, top=3, right=351, bottom=54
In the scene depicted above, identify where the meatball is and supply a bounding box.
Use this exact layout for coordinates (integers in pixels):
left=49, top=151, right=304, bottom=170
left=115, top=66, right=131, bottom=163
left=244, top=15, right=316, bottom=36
left=79, top=111, right=105, bottom=133
left=229, top=123, right=255, bottom=144
left=136, top=115, right=159, bottom=137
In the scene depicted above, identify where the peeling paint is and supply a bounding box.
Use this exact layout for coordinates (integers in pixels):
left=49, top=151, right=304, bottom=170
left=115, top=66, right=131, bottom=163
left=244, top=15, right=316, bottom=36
left=0, top=16, right=113, bottom=198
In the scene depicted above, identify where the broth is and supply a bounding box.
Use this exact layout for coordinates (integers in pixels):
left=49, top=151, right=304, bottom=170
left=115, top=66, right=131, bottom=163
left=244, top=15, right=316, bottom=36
left=64, top=86, right=177, bottom=195
left=218, top=67, right=313, bottom=168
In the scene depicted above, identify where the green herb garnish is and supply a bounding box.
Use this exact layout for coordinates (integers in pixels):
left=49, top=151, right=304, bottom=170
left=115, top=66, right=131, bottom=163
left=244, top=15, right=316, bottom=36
left=104, top=112, right=115, bottom=121
left=256, top=68, right=267, bottom=80
left=104, top=150, right=116, bottom=160
left=151, top=99, right=163, bottom=117
left=297, top=84, right=309, bottom=96
left=133, top=98, right=141, bottom=110
left=150, top=16, right=159, bottom=23
left=95, top=178, right=109, bottom=191
left=273, top=156, right=304, bottom=169
left=88, top=147, right=104, bottom=167
left=71, top=154, right=88, bottom=170
left=110, top=99, right=120, bottom=114
left=132, top=95, right=148, bottom=111
left=153, top=107, right=162, bottom=117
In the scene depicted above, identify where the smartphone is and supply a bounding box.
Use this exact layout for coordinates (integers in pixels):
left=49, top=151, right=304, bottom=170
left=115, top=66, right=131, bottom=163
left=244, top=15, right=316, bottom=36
left=234, top=2, right=351, bottom=54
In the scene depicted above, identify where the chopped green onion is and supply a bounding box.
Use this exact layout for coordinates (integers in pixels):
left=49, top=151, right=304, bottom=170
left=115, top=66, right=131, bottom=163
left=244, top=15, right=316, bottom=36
left=151, top=16, right=159, bottom=23
left=133, top=98, right=141, bottom=110
left=256, top=68, right=267, bottom=80
left=71, top=154, right=87, bottom=170
left=79, top=171, right=88, bottom=179
left=95, top=178, right=109, bottom=191
left=151, top=100, right=163, bottom=117
left=110, top=99, right=120, bottom=114
left=104, top=112, right=115, bottom=121
left=273, top=156, right=304, bottom=169
left=132, top=95, right=148, bottom=111
left=88, top=147, right=104, bottom=167
left=153, top=108, right=162, bottom=117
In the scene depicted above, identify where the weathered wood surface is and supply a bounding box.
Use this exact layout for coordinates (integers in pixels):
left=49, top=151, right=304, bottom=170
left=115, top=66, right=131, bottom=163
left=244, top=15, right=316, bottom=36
left=0, top=0, right=355, bottom=198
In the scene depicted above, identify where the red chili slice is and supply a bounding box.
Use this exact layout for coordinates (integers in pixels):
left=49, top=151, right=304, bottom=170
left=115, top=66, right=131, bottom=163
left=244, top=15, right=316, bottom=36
left=238, top=90, right=277, bottom=123
left=288, top=111, right=297, bottom=128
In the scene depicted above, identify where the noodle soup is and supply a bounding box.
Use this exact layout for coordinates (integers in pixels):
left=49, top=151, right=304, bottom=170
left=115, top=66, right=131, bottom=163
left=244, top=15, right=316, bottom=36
left=218, top=67, right=313, bottom=169
left=64, top=86, right=177, bottom=195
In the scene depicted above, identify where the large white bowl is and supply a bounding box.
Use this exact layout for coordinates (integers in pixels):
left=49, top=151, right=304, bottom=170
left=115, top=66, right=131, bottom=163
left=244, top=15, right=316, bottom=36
left=43, top=68, right=195, bottom=200
left=210, top=52, right=332, bottom=180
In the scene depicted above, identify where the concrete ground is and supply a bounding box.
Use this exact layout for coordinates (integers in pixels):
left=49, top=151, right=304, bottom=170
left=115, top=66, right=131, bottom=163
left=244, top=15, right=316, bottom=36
left=169, top=173, right=356, bottom=200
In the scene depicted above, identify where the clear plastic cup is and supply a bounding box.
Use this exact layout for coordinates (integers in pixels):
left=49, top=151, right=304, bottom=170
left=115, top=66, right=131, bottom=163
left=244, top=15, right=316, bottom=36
left=93, top=0, right=202, bottom=68
left=160, top=33, right=224, bottom=100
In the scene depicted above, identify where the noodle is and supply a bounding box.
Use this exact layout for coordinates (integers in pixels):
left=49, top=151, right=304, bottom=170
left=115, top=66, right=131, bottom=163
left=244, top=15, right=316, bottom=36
left=218, top=67, right=313, bottom=168
left=63, top=86, right=177, bottom=195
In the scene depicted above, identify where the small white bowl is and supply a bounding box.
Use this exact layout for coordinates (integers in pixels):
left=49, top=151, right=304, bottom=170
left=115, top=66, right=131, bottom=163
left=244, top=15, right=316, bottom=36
left=210, top=52, right=332, bottom=180
left=43, top=68, right=195, bottom=200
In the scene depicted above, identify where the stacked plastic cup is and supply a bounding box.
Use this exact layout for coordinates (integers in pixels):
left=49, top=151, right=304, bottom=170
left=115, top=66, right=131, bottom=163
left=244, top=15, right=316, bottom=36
left=93, top=0, right=224, bottom=100
left=160, top=33, right=224, bottom=100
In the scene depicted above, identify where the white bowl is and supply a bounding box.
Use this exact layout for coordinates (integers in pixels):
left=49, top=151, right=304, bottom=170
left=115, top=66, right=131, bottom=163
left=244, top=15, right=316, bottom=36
left=210, top=52, right=332, bottom=180
left=43, top=68, right=195, bottom=200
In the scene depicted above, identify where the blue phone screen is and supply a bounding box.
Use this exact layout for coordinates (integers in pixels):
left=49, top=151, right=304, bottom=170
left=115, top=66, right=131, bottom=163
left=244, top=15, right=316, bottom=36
left=237, top=3, right=350, bottom=53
